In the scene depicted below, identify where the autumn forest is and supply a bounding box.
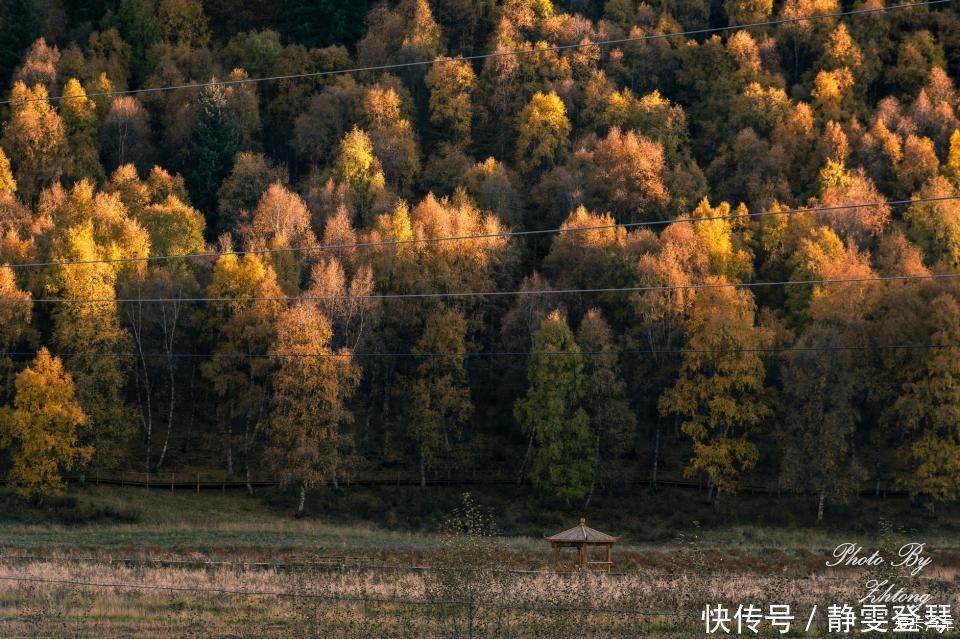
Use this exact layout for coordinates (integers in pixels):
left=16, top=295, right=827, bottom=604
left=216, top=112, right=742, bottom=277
left=0, top=0, right=959, bottom=522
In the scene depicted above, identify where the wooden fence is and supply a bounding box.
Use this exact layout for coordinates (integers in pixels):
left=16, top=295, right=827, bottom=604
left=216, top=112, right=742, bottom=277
left=0, top=472, right=911, bottom=498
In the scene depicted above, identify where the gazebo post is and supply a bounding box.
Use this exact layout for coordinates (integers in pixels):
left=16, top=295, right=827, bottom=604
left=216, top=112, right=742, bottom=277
left=552, top=543, right=558, bottom=570
left=578, top=543, right=584, bottom=570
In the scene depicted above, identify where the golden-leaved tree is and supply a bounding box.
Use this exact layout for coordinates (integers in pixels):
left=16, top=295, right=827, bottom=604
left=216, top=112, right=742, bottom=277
left=1, top=82, right=70, bottom=203
left=44, top=182, right=146, bottom=471
left=265, top=303, right=360, bottom=516
left=0, top=147, right=15, bottom=196
left=724, top=0, right=773, bottom=24
left=544, top=205, right=631, bottom=300
left=366, top=192, right=509, bottom=299
left=515, top=91, right=570, bottom=175
left=248, top=183, right=317, bottom=294
left=59, top=78, right=104, bottom=183
left=425, top=57, right=476, bottom=145
left=360, top=85, right=421, bottom=193
left=943, top=130, right=960, bottom=188
left=584, top=127, right=669, bottom=223
left=659, top=284, right=772, bottom=500
left=904, top=175, right=960, bottom=270
left=0, top=266, right=31, bottom=395
left=201, top=249, right=284, bottom=487
left=0, top=348, right=90, bottom=499
left=121, top=179, right=205, bottom=474
left=334, top=126, right=388, bottom=224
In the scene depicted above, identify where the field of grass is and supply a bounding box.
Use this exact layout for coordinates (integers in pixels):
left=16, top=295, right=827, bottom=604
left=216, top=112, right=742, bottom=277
left=4, top=484, right=960, bottom=557
left=3, top=486, right=960, bottom=637
left=0, top=558, right=892, bottom=638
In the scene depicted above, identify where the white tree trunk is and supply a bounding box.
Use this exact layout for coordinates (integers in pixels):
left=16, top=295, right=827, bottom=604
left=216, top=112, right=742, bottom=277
left=297, top=484, right=306, bottom=517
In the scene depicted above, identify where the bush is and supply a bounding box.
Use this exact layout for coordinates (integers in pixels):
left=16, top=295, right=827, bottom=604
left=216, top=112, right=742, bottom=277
left=0, top=489, right=141, bottom=525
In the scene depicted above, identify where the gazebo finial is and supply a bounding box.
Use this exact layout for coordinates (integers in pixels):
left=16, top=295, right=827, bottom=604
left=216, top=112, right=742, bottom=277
left=579, top=517, right=586, bottom=526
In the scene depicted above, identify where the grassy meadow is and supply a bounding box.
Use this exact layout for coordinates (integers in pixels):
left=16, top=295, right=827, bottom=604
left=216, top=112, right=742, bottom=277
left=1, top=486, right=960, bottom=636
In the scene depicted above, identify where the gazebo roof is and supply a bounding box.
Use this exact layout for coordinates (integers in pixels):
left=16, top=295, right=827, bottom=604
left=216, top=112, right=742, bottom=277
left=545, top=518, right=617, bottom=544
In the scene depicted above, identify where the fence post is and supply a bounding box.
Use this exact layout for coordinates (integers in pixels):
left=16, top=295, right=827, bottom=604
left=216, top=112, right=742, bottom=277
left=120, top=472, right=124, bottom=488
left=171, top=472, right=175, bottom=493
left=222, top=475, right=225, bottom=494
left=196, top=473, right=200, bottom=495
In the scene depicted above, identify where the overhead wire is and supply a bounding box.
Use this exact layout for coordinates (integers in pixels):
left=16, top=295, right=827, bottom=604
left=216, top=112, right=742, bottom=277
left=0, top=342, right=957, bottom=360
left=0, top=3, right=949, bottom=356
left=0, top=2, right=947, bottom=273
left=0, top=0, right=948, bottom=107
left=1, top=194, right=957, bottom=271
left=4, top=269, right=959, bottom=303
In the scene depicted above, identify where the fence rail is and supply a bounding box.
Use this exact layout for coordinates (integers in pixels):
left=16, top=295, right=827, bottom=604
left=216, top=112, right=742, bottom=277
left=0, top=473, right=912, bottom=498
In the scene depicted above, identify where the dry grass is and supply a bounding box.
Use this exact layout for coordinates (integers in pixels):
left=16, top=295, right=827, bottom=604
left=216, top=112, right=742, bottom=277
left=5, top=488, right=960, bottom=636
left=1, top=556, right=959, bottom=638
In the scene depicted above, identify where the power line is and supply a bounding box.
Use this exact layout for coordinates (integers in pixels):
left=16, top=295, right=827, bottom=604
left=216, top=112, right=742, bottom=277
left=3, top=194, right=956, bottom=271
left=1, top=342, right=958, bottom=361
left=8, top=269, right=960, bottom=303
left=0, top=0, right=947, bottom=106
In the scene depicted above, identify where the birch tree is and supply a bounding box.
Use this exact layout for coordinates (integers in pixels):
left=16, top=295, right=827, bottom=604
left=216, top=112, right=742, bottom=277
left=0, top=349, right=90, bottom=500
left=405, top=307, right=472, bottom=487
left=659, top=284, right=772, bottom=500
left=265, top=303, right=360, bottom=516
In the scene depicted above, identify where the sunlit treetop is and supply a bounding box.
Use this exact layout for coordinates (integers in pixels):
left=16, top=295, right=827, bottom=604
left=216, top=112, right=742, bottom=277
left=0, top=149, right=15, bottom=196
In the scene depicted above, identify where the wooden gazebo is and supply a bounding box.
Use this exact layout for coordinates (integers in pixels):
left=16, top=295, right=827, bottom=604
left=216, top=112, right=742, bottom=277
left=545, top=518, right=618, bottom=573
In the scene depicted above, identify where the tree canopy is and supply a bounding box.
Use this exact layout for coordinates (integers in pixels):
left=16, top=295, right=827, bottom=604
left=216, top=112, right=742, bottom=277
left=0, top=0, right=960, bottom=517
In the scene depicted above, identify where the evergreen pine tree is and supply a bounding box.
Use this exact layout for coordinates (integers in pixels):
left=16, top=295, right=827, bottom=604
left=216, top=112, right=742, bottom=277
left=187, top=82, right=242, bottom=228
left=514, top=310, right=595, bottom=500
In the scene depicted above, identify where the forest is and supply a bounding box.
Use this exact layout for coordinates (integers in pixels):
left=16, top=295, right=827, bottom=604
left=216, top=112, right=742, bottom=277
left=0, top=0, right=959, bottom=521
